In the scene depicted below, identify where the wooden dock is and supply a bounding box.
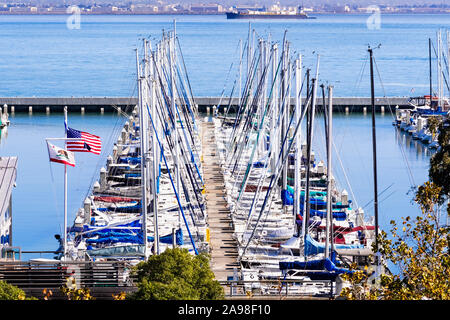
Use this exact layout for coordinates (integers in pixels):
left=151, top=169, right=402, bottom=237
left=200, top=119, right=240, bottom=282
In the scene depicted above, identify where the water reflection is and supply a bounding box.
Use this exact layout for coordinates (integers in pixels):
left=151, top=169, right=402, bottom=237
left=395, top=127, right=435, bottom=160
left=0, top=126, right=8, bottom=144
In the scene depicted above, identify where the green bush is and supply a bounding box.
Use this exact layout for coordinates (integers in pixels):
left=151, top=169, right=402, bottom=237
left=128, top=248, right=224, bottom=300
left=0, top=280, right=29, bottom=300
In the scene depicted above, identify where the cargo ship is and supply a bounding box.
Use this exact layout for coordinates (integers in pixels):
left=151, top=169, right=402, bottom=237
left=226, top=6, right=316, bottom=19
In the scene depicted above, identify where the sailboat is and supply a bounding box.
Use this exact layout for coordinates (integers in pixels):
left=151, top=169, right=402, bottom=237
left=409, top=32, right=449, bottom=116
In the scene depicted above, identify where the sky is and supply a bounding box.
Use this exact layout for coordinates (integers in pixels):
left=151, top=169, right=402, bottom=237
left=9, top=0, right=450, bottom=6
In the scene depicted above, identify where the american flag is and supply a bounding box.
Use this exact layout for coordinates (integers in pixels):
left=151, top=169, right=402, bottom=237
left=66, top=127, right=101, bottom=155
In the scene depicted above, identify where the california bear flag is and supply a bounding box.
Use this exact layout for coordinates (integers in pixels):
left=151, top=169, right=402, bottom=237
left=47, top=141, right=75, bottom=167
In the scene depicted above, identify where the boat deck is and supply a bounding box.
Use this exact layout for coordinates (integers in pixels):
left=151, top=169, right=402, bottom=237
left=201, top=119, right=240, bottom=282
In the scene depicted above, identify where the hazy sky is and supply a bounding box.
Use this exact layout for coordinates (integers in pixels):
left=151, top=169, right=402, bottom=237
left=13, top=0, right=450, bottom=5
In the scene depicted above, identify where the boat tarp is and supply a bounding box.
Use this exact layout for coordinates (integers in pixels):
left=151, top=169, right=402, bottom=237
left=118, top=157, right=141, bottom=164
left=148, top=228, right=184, bottom=245
left=279, top=255, right=354, bottom=276
left=85, top=228, right=184, bottom=246
left=83, top=219, right=142, bottom=234
left=299, top=203, right=347, bottom=221
left=305, top=234, right=364, bottom=256
left=252, top=161, right=265, bottom=168
left=87, top=244, right=145, bottom=257
left=93, top=196, right=137, bottom=203
left=96, top=203, right=142, bottom=212
left=281, top=189, right=294, bottom=205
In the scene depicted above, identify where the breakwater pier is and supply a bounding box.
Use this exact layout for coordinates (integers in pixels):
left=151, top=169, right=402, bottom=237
left=0, top=96, right=411, bottom=114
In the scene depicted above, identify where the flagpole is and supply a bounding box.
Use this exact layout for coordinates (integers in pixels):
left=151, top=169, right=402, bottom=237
left=63, top=106, right=68, bottom=260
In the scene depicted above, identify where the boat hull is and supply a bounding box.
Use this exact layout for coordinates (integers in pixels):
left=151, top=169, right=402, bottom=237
left=226, top=12, right=314, bottom=20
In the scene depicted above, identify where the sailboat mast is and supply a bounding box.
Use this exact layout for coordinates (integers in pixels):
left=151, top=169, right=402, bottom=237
left=281, top=37, right=289, bottom=209
left=448, top=30, right=450, bottom=95
left=294, top=55, right=302, bottom=234
left=151, top=45, right=160, bottom=255
left=300, top=68, right=310, bottom=244
left=304, top=55, right=320, bottom=252
left=429, top=38, right=433, bottom=106
left=437, top=30, right=443, bottom=108
left=271, top=44, right=279, bottom=175
left=325, top=85, right=333, bottom=259
left=247, top=23, right=252, bottom=77
left=239, top=39, right=242, bottom=107
left=368, top=47, right=380, bottom=262
left=137, top=48, right=149, bottom=259
left=63, top=106, right=68, bottom=260
left=169, top=28, right=181, bottom=229
left=146, top=39, right=160, bottom=255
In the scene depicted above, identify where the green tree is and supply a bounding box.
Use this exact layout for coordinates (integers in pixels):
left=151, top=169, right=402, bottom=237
left=429, top=117, right=450, bottom=202
left=128, top=248, right=224, bottom=300
left=340, top=181, right=449, bottom=300
left=0, top=280, right=36, bottom=300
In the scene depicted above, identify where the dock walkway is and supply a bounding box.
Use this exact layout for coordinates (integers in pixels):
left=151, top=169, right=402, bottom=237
left=200, top=119, right=239, bottom=282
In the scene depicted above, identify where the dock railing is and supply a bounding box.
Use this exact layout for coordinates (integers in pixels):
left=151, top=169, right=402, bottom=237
left=219, top=279, right=335, bottom=299
left=0, top=260, right=337, bottom=299
left=0, top=260, right=137, bottom=299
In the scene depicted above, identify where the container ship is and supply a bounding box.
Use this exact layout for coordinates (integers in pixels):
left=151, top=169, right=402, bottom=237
left=226, top=6, right=316, bottom=19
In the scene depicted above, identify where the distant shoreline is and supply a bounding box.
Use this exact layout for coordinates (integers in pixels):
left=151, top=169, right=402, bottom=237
left=0, top=12, right=448, bottom=16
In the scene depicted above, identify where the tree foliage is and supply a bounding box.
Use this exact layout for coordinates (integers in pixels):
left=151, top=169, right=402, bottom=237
left=0, top=280, right=36, bottom=300
left=429, top=116, right=450, bottom=200
left=128, top=248, right=224, bottom=300
left=340, top=181, right=449, bottom=300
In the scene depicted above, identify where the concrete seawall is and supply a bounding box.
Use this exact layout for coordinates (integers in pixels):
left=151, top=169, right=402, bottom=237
left=0, top=96, right=412, bottom=113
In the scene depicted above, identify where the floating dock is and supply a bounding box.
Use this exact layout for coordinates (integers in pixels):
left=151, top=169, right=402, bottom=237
left=201, top=120, right=239, bottom=282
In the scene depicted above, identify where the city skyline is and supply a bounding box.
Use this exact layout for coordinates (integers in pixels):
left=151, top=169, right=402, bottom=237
left=2, top=0, right=449, bottom=6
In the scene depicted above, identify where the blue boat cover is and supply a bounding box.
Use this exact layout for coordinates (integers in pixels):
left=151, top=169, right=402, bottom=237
left=305, top=234, right=363, bottom=256
left=252, top=161, right=265, bottom=168
left=279, top=252, right=354, bottom=276
left=118, top=157, right=141, bottom=164
left=85, top=228, right=184, bottom=246
left=281, top=189, right=294, bottom=205
left=299, top=203, right=347, bottom=221
left=96, top=204, right=142, bottom=212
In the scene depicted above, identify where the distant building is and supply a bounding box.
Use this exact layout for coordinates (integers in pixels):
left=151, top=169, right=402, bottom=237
left=47, top=7, right=67, bottom=14
left=0, top=157, right=18, bottom=260
left=130, top=4, right=158, bottom=13
left=190, top=4, right=223, bottom=14
left=9, top=6, right=32, bottom=13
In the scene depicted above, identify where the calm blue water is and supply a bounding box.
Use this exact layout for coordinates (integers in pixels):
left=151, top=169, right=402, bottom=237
left=0, top=14, right=449, bottom=97
left=0, top=14, right=445, bottom=258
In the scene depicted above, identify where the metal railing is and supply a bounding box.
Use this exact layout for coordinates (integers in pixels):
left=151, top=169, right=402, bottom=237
left=0, top=260, right=137, bottom=299
left=219, top=279, right=335, bottom=299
